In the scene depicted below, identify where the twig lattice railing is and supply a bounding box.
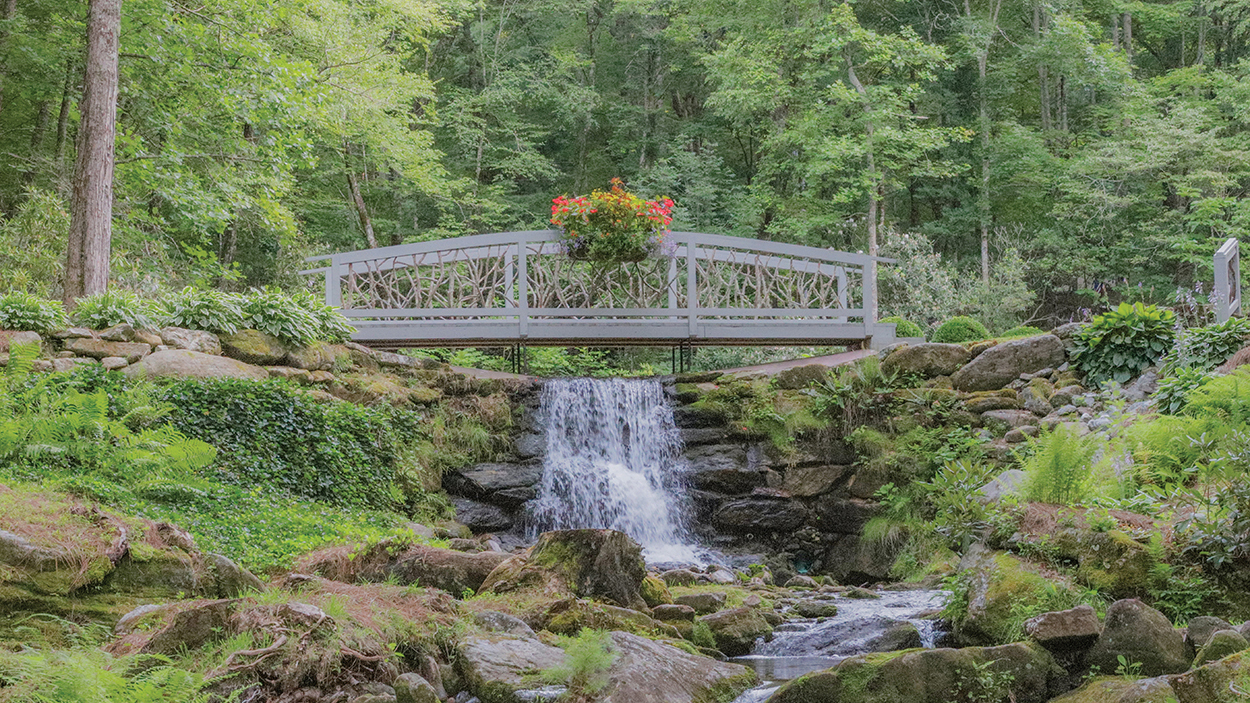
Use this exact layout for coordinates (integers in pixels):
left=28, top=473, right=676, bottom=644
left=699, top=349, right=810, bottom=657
left=302, top=230, right=895, bottom=347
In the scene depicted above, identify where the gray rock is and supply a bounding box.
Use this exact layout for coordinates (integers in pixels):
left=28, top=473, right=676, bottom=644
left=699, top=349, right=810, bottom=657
left=51, top=327, right=93, bottom=340
left=446, top=463, right=545, bottom=500
left=393, top=673, right=440, bottom=703
left=1025, top=604, right=1101, bottom=652
left=980, top=469, right=1027, bottom=503
left=699, top=607, right=772, bottom=656
left=1053, top=322, right=1085, bottom=341
left=661, top=569, right=703, bottom=586
left=685, top=444, right=762, bottom=495
left=1088, top=599, right=1190, bottom=676
left=453, top=498, right=513, bottom=533
left=205, top=553, right=265, bottom=597
left=0, top=529, right=67, bottom=570
left=1004, top=426, right=1039, bottom=443
left=0, top=330, right=43, bottom=352
left=674, top=592, right=727, bottom=614
left=1123, top=368, right=1160, bottom=402
left=706, top=566, right=737, bottom=585
left=816, top=498, right=881, bottom=534
left=52, top=357, right=98, bottom=372
left=598, top=631, right=757, bottom=703
left=220, top=329, right=289, bottom=365
left=372, top=349, right=419, bottom=369
left=881, top=343, right=972, bottom=379
left=474, top=610, right=535, bottom=637
left=1194, top=629, right=1248, bottom=666
left=782, top=464, right=849, bottom=498
left=952, top=334, right=1067, bottom=392
left=114, top=603, right=168, bottom=634
left=457, top=635, right=566, bottom=700
left=1187, top=616, right=1234, bottom=650
left=101, top=356, right=128, bottom=371
left=652, top=604, right=696, bottom=622
left=793, top=601, right=839, bottom=618
left=713, top=497, right=809, bottom=533
left=785, top=575, right=818, bottom=589
left=514, top=433, right=544, bottom=459
left=124, top=349, right=268, bottom=381
left=99, top=323, right=136, bottom=342
left=756, top=615, right=920, bottom=657
left=160, top=327, right=222, bottom=355
left=284, top=342, right=335, bottom=371
left=981, top=409, right=1040, bottom=433
left=64, top=337, right=150, bottom=363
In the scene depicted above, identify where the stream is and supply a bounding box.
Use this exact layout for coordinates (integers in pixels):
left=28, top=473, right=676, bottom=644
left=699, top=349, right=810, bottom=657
left=730, top=588, right=949, bottom=702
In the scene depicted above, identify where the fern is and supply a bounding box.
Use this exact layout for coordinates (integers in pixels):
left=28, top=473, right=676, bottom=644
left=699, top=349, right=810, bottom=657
left=1023, top=424, right=1098, bottom=505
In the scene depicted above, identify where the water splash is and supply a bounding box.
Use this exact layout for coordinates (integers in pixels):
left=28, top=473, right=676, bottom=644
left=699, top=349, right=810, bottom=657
left=527, top=378, right=699, bottom=563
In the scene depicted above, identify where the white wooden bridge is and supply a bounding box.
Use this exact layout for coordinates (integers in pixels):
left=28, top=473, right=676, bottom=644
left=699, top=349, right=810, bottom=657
left=302, top=230, right=902, bottom=351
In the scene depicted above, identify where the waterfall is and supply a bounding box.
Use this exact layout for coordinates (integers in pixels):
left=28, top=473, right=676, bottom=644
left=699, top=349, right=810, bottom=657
left=527, top=378, right=699, bottom=563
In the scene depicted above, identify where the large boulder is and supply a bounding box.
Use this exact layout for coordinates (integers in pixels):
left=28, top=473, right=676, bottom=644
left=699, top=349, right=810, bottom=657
left=699, top=606, right=772, bottom=656
left=599, top=631, right=757, bottom=703
left=1170, top=649, right=1250, bottom=702
left=767, top=642, right=1066, bottom=703
left=299, top=541, right=510, bottom=594
left=0, top=330, right=42, bottom=353
left=821, top=534, right=897, bottom=584
left=1025, top=605, right=1101, bottom=653
left=1048, top=677, right=1179, bottom=703
left=774, top=364, right=830, bottom=389
left=1186, top=616, right=1234, bottom=652
left=123, top=349, right=268, bottom=381
left=952, top=334, right=1066, bottom=392
left=953, top=546, right=1075, bottom=646
left=713, top=497, right=810, bottom=533
left=755, top=615, right=920, bottom=657
left=481, top=529, right=647, bottom=610
left=220, top=329, right=290, bottom=365
left=284, top=341, right=336, bottom=371
left=539, top=598, right=671, bottom=637
left=445, top=463, right=545, bottom=507
left=160, top=327, right=222, bottom=355
left=64, top=337, right=151, bottom=363
left=456, top=633, right=566, bottom=703
left=684, top=444, right=763, bottom=495
left=881, top=343, right=972, bottom=379
left=782, top=464, right=849, bottom=498
left=674, top=592, right=727, bottom=615
left=1193, top=629, right=1248, bottom=667
left=816, top=499, right=882, bottom=534
left=1088, top=599, right=1190, bottom=677
left=453, top=498, right=514, bottom=533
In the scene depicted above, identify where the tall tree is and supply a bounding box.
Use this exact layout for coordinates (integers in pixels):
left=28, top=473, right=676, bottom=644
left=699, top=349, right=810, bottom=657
left=64, top=0, right=120, bottom=302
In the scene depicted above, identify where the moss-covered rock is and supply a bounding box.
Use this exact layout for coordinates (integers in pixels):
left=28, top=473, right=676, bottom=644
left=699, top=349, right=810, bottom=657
left=1052, top=529, right=1155, bottom=599
left=540, top=598, right=674, bottom=637
left=642, top=575, right=674, bottom=606
left=768, top=642, right=1065, bottom=703
left=1048, top=676, right=1179, bottom=703
left=1088, top=599, right=1190, bottom=677
left=951, top=547, right=1077, bottom=646
left=1193, top=630, right=1248, bottom=667
left=481, top=529, right=648, bottom=610
left=881, top=343, right=971, bottom=379
left=220, top=328, right=290, bottom=365
left=699, top=606, right=772, bottom=656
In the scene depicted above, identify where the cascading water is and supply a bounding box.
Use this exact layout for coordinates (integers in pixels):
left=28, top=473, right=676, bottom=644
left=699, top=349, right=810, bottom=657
left=526, top=378, right=701, bottom=563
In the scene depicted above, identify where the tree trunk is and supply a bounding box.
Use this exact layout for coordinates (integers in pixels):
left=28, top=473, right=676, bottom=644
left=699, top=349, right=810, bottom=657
left=22, top=100, right=49, bottom=185
left=343, top=139, right=378, bottom=249
left=1197, top=3, right=1207, bottom=65
left=978, top=49, right=990, bottom=285
left=0, top=0, right=18, bottom=119
left=1123, top=12, right=1133, bottom=62
left=55, top=59, right=74, bottom=168
left=65, top=0, right=121, bottom=304
left=1034, top=5, right=1051, bottom=132
left=1059, top=74, right=1068, bottom=133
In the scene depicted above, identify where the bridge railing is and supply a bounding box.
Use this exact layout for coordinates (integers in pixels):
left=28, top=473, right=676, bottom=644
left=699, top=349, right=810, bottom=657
left=1215, top=237, right=1242, bottom=323
left=302, top=230, right=894, bottom=345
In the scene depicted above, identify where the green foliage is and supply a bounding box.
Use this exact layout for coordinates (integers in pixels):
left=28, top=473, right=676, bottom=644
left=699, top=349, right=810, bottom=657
left=239, top=287, right=321, bottom=346
left=1022, top=424, right=1100, bottom=505
left=880, top=316, right=924, bottom=338
left=543, top=629, right=618, bottom=696
left=292, top=291, right=356, bottom=344
left=955, top=658, right=1016, bottom=703
left=814, top=357, right=899, bottom=433
left=0, top=649, right=212, bottom=703
left=71, top=290, right=162, bottom=330
left=931, top=316, right=989, bottom=344
left=0, top=191, right=68, bottom=298
left=1071, top=303, right=1176, bottom=387
left=161, top=287, right=244, bottom=335
left=1000, top=326, right=1045, bottom=339
left=0, top=291, right=67, bottom=334
left=1155, top=367, right=1214, bottom=415
left=1163, top=318, right=1250, bottom=374
left=158, top=378, right=424, bottom=509
left=690, top=620, right=716, bottom=650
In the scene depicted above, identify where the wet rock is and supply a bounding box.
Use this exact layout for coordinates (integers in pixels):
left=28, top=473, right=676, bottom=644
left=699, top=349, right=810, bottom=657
left=844, top=586, right=880, bottom=599
left=1194, top=629, right=1248, bottom=667
left=782, top=465, right=849, bottom=498
left=453, top=498, right=514, bottom=533
left=699, top=606, right=772, bottom=656
left=793, top=601, right=839, bottom=618
left=952, top=334, right=1067, bottom=392
left=1088, top=599, right=1189, bottom=677
left=1025, top=605, right=1101, bottom=652
left=599, top=631, right=757, bottom=703
left=220, top=329, right=290, bottom=365
left=713, top=497, right=809, bottom=533
left=769, top=642, right=1065, bottom=703
left=821, top=534, right=896, bottom=584
left=881, top=343, right=971, bottom=379
left=816, top=499, right=881, bottom=535
left=445, top=463, right=545, bottom=502
left=757, top=615, right=920, bottom=658
left=685, top=444, right=762, bottom=495
left=124, top=349, right=268, bottom=381
left=675, top=592, right=727, bottom=614
left=65, top=337, right=150, bottom=363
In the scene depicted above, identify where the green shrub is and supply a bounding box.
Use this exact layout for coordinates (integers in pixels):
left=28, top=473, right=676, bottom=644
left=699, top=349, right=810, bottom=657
left=292, top=290, right=356, bottom=344
left=240, top=287, right=321, bottom=346
left=72, top=289, right=163, bottom=330
left=0, top=291, right=67, bottom=333
left=0, top=648, right=212, bottom=703
left=1070, top=303, right=1175, bottom=386
left=162, top=287, right=244, bottom=335
left=931, top=316, right=989, bottom=344
left=1184, top=367, right=1250, bottom=423
left=1163, top=317, right=1250, bottom=374
left=159, top=378, right=425, bottom=509
left=1022, top=424, right=1099, bottom=505
left=1155, top=366, right=1214, bottom=415
left=543, top=629, right=618, bottom=695
left=881, top=316, right=925, bottom=339
left=1000, top=326, right=1045, bottom=339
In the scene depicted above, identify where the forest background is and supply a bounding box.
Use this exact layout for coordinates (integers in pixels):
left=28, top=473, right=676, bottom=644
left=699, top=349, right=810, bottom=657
left=1, top=0, right=1246, bottom=332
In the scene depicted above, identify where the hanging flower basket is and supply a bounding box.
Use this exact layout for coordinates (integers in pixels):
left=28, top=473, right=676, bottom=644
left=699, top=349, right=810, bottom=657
left=551, top=178, right=675, bottom=264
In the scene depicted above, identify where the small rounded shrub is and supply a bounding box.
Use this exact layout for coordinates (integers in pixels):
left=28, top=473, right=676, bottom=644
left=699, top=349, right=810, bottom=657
left=0, top=291, right=68, bottom=333
left=162, top=287, right=245, bottom=335
left=71, top=289, right=162, bottom=330
left=1071, top=302, right=1175, bottom=386
left=931, top=316, right=989, bottom=344
left=881, top=316, right=924, bottom=339
left=1000, top=326, right=1045, bottom=339
left=241, top=286, right=321, bottom=346
left=292, top=290, right=356, bottom=344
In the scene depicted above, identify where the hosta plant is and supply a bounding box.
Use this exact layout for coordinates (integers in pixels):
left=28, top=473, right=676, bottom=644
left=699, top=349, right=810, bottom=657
left=292, top=290, right=356, bottom=344
left=162, top=287, right=245, bottom=335
left=240, top=287, right=320, bottom=346
left=0, top=291, right=67, bottom=333
left=1071, top=303, right=1175, bottom=386
left=551, top=178, right=674, bottom=263
left=72, top=290, right=163, bottom=330
left=1162, top=317, right=1250, bottom=374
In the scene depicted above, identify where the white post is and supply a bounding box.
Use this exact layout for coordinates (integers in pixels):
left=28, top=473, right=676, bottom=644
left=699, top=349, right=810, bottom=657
left=686, top=236, right=698, bottom=337
left=518, top=236, right=529, bottom=338
left=327, top=257, right=342, bottom=307
left=1215, top=237, right=1241, bottom=323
